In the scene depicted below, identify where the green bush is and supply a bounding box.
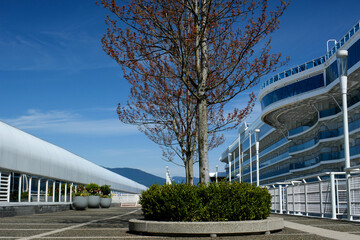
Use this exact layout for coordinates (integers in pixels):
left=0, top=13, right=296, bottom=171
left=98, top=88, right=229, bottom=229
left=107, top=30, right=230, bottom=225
left=100, top=184, right=111, bottom=196
left=85, top=183, right=100, bottom=195
left=139, top=181, right=271, bottom=222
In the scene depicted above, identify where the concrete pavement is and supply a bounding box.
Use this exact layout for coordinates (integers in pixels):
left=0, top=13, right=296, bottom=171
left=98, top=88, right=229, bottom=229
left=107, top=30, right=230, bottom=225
left=0, top=207, right=359, bottom=239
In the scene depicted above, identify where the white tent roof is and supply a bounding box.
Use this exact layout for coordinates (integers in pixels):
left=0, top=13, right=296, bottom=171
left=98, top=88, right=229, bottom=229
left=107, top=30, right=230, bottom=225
left=0, top=121, right=147, bottom=194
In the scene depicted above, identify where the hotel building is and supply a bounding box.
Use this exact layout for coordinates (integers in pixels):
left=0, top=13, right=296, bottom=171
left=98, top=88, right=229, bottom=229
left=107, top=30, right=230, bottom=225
left=219, top=20, right=360, bottom=185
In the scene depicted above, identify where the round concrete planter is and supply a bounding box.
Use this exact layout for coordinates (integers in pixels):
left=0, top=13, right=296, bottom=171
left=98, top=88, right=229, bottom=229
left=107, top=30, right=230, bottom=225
left=129, top=217, right=284, bottom=237
left=100, top=197, right=112, bottom=208
left=88, top=195, right=100, bottom=208
left=72, top=196, right=88, bottom=210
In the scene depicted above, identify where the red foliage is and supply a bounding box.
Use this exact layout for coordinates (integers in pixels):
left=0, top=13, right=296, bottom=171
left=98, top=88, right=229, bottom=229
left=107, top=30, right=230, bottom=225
left=98, top=0, right=289, bottom=183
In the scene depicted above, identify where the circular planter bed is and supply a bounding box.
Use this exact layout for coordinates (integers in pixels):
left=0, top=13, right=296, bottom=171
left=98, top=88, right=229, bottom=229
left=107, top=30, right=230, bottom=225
left=129, top=217, right=283, bottom=237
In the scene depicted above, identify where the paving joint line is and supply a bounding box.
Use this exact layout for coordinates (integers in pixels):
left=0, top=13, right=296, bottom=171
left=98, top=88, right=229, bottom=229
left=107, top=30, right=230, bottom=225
left=284, top=220, right=360, bottom=240
left=17, top=209, right=140, bottom=240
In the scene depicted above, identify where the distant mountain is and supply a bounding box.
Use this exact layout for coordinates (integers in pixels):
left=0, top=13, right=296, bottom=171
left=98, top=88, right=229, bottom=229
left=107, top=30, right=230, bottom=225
left=106, top=167, right=165, bottom=188
left=172, top=176, right=200, bottom=185
left=106, top=167, right=199, bottom=187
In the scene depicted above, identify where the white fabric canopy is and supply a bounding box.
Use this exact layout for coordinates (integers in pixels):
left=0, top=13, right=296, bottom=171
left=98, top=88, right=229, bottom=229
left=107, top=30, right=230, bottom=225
left=0, top=121, right=147, bottom=194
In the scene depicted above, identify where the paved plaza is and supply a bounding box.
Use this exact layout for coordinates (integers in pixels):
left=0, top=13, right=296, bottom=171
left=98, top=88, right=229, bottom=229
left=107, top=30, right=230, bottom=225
left=0, top=207, right=360, bottom=239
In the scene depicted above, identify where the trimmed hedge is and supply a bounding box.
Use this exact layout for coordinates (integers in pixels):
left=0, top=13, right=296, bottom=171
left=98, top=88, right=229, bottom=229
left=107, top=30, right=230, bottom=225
left=140, top=181, right=271, bottom=222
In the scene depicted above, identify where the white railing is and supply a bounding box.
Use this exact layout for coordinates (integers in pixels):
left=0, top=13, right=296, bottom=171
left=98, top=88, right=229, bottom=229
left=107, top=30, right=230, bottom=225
left=112, top=192, right=140, bottom=207
left=266, top=172, right=360, bottom=220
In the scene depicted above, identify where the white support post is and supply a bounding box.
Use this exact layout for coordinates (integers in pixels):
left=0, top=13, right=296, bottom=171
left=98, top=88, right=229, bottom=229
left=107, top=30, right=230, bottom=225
left=52, top=181, right=55, bottom=202
left=70, top=183, right=73, bottom=202
left=330, top=173, right=337, bottom=219
left=319, top=180, right=323, bottom=218
left=7, top=173, right=11, bottom=202
left=292, top=185, right=295, bottom=214
left=336, top=179, right=340, bottom=214
left=279, top=185, right=283, bottom=214
left=286, top=186, right=290, bottom=214
left=64, top=183, right=67, bottom=203
left=304, top=183, right=308, bottom=216
left=59, top=182, right=61, bottom=202
left=45, top=180, right=49, bottom=203
left=28, top=177, right=32, bottom=202
left=37, top=178, right=41, bottom=202
left=18, top=174, right=22, bottom=202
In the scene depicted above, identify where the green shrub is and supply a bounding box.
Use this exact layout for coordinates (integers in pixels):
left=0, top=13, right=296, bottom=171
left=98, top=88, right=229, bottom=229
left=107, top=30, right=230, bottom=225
left=85, top=183, right=100, bottom=195
left=100, top=185, right=111, bottom=196
left=139, top=181, right=271, bottom=222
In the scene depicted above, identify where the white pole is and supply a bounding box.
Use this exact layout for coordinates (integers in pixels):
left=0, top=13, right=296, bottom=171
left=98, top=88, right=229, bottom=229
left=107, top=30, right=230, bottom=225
left=233, top=153, right=236, bottom=181
left=215, top=165, right=218, bottom=183
left=228, top=153, right=232, bottom=182
left=249, top=132, right=252, bottom=184
left=337, top=50, right=352, bottom=221
left=255, top=129, right=260, bottom=186
left=238, top=133, right=241, bottom=182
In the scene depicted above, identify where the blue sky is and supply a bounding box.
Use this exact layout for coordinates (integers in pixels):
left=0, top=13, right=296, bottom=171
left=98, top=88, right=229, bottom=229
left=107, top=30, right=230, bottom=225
left=1, top=0, right=359, bottom=178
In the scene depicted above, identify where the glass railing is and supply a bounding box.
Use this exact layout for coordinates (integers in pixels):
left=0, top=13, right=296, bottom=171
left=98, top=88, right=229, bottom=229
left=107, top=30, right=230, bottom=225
left=290, top=118, right=360, bottom=153
left=290, top=144, right=360, bottom=171
left=261, top=20, right=360, bottom=90
left=260, top=152, right=290, bottom=168
left=289, top=118, right=360, bottom=153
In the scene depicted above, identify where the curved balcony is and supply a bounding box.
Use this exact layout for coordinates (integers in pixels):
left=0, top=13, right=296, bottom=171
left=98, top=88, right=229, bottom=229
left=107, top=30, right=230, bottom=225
left=260, top=21, right=360, bottom=91
left=290, top=144, right=360, bottom=173
left=290, top=118, right=360, bottom=154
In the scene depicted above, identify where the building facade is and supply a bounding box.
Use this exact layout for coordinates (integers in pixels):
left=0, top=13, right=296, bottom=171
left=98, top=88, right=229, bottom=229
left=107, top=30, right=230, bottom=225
left=0, top=120, right=147, bottom=203
left=220, top=20, right=360, bottom=185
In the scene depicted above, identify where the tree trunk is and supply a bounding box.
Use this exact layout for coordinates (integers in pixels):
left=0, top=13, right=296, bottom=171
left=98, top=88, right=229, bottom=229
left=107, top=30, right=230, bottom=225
left=198, top=97, right=209, bottom=184
left=185, top=152, right=194, bottom=186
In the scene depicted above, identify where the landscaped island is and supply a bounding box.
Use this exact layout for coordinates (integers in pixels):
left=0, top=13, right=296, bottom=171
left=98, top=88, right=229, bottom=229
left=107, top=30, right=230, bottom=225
left=129, top=182, right=284, bottom=237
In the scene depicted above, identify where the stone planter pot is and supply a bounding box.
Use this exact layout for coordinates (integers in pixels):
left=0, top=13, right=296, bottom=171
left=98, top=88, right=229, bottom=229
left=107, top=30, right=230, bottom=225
left=100, top=197, right=112, bottom=208
left=73, top=196, right=88, bottom=210
left=88, top=195, right=100, bottom=208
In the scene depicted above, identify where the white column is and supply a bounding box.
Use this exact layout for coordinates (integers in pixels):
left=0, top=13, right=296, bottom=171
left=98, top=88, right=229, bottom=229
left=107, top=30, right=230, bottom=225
left=59, top=182, right=62, bottom=202
left=28, top=177, right=32, bottom=202
left=70, top=183, right=73, bottom=202
left=45, top=180, right=49, bottom=203
left=18, top=174, right=22, bottom=202
left=37, top=178, right=41, bottom=202
left=52, top=181, right=55, bottom=202
left=64, top=183, right=67, bottom=203
left=7, top=173, right=11, bottom=202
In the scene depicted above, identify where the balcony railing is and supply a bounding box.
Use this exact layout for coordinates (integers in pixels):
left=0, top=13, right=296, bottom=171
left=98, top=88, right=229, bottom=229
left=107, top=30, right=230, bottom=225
left=261, top=21, right=360, bottom=90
